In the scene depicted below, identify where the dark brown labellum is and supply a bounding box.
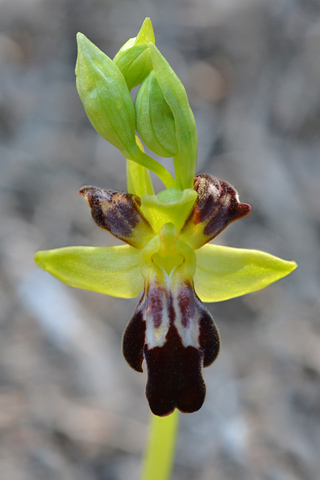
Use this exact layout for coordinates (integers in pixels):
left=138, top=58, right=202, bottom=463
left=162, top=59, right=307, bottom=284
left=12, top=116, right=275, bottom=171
left=122, top=266, right=220, bottom=416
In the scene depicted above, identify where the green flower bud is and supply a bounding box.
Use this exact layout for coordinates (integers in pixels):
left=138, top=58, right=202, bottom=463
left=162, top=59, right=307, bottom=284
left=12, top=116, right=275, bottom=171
left=149, top=44, right=198, bottom=190
left=135, top=71, right=178, bottom=158
left=76, top=33, right=137, bottom=158
left=113, top=17, right=155, bottom=91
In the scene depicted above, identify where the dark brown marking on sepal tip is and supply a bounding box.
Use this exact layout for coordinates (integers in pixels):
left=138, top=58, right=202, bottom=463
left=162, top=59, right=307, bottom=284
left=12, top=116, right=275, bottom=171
left=122, top=300, right=146, bottom=373
left=144, top=325, right=206, bottom=417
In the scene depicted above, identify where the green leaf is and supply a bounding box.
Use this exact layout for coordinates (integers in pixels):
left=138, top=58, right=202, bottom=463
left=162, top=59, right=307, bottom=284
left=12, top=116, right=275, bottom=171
left=194, top=244, right=297, bottom=302
left=34, top=245, right=144, bottom=299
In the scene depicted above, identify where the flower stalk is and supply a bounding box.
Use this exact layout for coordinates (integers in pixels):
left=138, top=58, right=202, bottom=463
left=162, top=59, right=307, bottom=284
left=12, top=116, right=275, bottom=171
left=141, top=411, right=179, bottom=480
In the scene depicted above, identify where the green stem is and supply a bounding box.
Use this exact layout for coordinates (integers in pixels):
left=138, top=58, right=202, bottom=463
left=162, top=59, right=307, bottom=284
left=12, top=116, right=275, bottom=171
left=140, top=410, right=179, bottom=480
left=130, top=147, right=178, bottom=190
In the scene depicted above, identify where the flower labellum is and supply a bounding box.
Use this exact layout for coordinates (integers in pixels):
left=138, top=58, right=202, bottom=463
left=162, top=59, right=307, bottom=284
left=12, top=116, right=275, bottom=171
left=122, top=222, right=220, bottom=416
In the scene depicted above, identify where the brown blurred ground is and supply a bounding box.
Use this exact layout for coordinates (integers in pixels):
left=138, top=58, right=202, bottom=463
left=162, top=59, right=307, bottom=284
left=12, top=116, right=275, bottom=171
left=1, top=0, right=320, bottom=479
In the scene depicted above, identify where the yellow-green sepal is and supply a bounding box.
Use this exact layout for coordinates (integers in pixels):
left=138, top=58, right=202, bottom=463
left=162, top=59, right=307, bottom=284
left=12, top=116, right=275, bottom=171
left=34, top=245, right=144, bottom=299
left=76, top=33, right=137, bottom=158
left=114, top=18, right=155, bottom=90
left=140, top=188, right=197, bottom=233
left=149, top=43, right=197, bottom=190
left=194, top=244, right=297, bottom=302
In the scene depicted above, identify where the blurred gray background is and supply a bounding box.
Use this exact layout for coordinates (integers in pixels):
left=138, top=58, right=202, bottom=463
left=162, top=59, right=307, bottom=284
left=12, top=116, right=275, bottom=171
left=1, top=0, right=320, bottom=479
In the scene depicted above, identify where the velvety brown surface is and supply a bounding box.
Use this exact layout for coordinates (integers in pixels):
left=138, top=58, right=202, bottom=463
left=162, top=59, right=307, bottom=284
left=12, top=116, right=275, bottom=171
left=145, top=325, right=206, bottom=416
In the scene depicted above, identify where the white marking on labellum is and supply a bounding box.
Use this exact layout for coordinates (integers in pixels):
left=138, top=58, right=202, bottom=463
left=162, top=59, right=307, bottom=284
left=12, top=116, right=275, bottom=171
left=145, top=279, right=170, bottom=349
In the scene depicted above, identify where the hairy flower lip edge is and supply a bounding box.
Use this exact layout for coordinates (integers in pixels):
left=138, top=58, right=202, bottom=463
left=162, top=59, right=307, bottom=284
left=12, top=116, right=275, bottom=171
left=122, top=259, right=220, bottom=417
left=123, top=234, right=220, bottom=416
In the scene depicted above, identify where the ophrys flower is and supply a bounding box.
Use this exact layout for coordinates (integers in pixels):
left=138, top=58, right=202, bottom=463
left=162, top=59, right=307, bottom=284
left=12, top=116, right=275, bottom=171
left=34, top=18, right=296, bottom=416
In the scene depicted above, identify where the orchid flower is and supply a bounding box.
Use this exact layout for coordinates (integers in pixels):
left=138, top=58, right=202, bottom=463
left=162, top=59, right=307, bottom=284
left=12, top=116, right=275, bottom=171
left=34, top=18, right=296, bottom=418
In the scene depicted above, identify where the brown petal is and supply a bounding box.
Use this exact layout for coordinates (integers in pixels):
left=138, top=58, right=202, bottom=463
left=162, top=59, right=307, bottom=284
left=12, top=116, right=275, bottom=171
left=180, top=174, right=251, bottom=249
left=78, top=186, right=154, bottom=248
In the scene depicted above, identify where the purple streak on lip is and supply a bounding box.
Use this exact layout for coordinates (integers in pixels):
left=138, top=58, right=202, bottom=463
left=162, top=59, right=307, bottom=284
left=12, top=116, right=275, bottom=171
left=147, top=280, right=164, bottom=329
left=177, top=280, right=195, bottom=328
